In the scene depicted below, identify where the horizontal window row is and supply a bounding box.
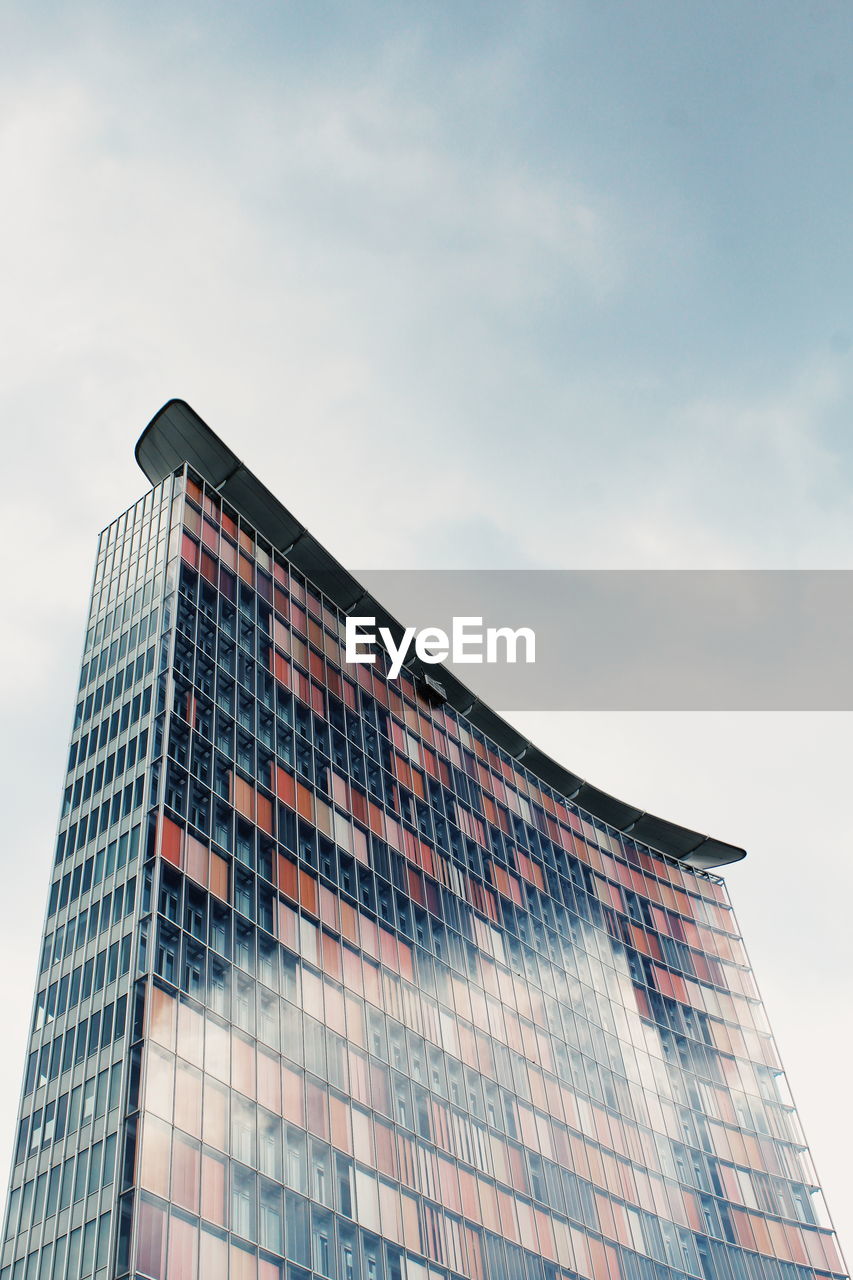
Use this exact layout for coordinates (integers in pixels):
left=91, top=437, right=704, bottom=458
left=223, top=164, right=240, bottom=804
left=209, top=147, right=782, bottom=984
left=32, top=929, right=132, bottom=1032
left=78, top=605, right=159, bottom=695
left=72, top=674, right=153, bottom=749
left=73, top=648, right=155, bottom=736
left=97, top=481, right=166, bottom=555
left=40, top=878, right=137, bottom=976
left=87, top=525, right=165, bottom=634
left=50, top=817, right=142, bottom=907
left=56, top=774, right=145, bottom=869
left=2, top=1210, right=112, bottom=1280
left=15, top=1060, right=123, bottom=1166
left=85, top=556, right=164, bottom=655
left=64, top=729, right=148, bottom=814
left=26, top=995, right=129, bottom=1099
left=133, top=1190, right=463, bottom=1280
left=84, top=485, right=169, bottom=651
left=55, top=782, right=143, bottom=868
left=4, top=1134, right=116, bottom=1243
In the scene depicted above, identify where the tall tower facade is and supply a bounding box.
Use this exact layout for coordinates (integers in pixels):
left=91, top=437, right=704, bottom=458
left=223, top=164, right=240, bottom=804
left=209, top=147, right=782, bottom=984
left=1, top=402, right=846, bottom=1280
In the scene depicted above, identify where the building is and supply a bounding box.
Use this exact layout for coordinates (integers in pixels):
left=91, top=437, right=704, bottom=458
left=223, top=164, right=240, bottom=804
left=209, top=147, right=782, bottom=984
left=1, top=399, right=846, bottom=1280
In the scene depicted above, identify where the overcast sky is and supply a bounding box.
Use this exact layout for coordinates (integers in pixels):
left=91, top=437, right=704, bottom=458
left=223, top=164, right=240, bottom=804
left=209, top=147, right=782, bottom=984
left=1, top=0, right=852, bottom=1261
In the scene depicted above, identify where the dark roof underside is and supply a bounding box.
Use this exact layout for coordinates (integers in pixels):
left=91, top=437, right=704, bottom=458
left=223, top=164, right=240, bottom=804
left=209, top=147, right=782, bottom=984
left=136, top=399, right=746, bottom=872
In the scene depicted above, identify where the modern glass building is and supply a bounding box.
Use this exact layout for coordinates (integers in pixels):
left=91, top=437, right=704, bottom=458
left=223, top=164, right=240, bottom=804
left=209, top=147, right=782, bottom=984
left=1, top=400, right=847, bottom=1280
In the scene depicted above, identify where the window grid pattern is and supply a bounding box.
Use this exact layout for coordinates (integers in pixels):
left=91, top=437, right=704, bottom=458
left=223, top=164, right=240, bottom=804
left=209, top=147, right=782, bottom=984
left=1, top=462, right=846, bottom=1280
left=123, top=470, right=845, bottom=1280
left=0, top=479, right=173, bottom=1280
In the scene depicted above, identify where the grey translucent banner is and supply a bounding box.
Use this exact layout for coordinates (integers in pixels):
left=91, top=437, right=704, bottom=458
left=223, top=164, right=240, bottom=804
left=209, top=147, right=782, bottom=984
left=346, top=570, right=853, bottom=710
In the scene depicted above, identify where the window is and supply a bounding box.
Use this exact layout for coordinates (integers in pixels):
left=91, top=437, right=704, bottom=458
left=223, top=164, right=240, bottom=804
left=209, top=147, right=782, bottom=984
left=231, top=1165, right=256, bottom=1241
left=231, top=1097, right=256, bottom=1167
left=259, top=1179, right=283, bottom=1254
left=285, top=1127, right=306, bottom=1193
left=155, top=929, right=178, bottom=984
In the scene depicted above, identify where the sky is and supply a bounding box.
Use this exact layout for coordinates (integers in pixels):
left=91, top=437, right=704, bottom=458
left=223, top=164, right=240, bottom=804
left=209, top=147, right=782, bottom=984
left=1, top=0, right=852, bottom=1261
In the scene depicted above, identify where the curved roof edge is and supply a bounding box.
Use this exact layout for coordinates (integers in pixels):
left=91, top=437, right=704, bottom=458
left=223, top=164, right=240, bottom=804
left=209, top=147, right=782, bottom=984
left=137, top=399, right=747, bottom=873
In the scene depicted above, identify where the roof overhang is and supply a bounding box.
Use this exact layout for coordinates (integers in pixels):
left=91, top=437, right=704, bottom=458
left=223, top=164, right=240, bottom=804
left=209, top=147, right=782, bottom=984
left=137, top=398, right=747, bottom=872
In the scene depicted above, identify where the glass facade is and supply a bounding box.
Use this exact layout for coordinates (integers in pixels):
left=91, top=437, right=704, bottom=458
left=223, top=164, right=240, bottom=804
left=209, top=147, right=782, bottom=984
left=1, top=443, right=847, bottom=1280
